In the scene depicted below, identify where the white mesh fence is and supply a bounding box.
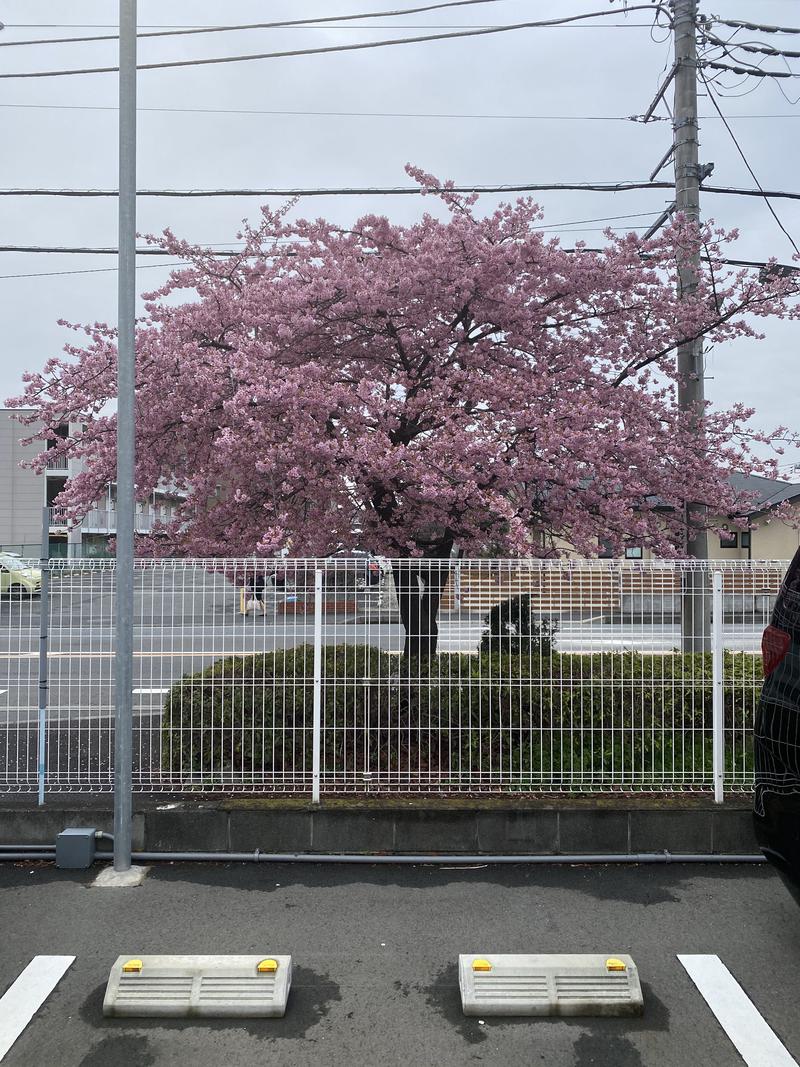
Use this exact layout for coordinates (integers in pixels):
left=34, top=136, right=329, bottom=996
left=0, top=557, right=787, bottom=796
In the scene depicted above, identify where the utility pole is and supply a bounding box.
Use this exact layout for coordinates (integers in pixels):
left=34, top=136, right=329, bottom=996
left=113, top=0, right=136, bottom=872
left=673, top=0, right=710, bottom=652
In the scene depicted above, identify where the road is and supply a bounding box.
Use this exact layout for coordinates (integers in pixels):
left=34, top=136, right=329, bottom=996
left=0, top=860, right=798, bottom=1066
left=0, top=613, right=766, bottom=725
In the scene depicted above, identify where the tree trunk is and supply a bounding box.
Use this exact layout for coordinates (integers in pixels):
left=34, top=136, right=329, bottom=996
left=392, top=555, right=452, bottom=660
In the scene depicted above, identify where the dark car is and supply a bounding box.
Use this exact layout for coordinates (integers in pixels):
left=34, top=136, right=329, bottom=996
left=754, top=546, right=800, bottom=904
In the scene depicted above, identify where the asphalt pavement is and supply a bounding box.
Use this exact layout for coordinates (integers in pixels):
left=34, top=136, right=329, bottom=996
left=0, top=860, right=799, bottom=1066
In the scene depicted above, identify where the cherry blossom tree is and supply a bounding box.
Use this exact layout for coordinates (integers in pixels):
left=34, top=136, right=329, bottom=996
left=10, top=169, right=800, bottom=656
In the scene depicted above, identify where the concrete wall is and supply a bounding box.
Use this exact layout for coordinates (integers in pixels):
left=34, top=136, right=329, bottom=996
left=0, top=409, right=42, bottom=546
left=0, top=800, right=760, bottom=856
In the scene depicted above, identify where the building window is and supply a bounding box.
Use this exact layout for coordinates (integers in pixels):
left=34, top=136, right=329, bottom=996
left=624, top=547, right=643, bottom=560
left=598, top=539, right=615, bottom=559
left=740, top=531, right=751, bottom=550
left=719, top=530, right=738, bottom=549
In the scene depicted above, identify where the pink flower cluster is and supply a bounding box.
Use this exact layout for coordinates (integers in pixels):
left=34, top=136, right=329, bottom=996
left=9, top=171, right=800, bottom=559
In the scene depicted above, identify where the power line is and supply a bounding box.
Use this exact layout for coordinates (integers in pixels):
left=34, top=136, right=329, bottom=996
left=3, top=101, right=798, bottom=121
left=0, top=261, right=191, bottom=281
left=0, top=1, right=516, bottom=48
left=704, top=60, right=800, bottom=80
left=2, top=181, right=800, bottom=200
left=0, top=102, right=666, bottom=122
left=0, top=180, right=680, bottom=198
left=0, top=22, right=660, bottom=39
left=2, top=251, right=796, bottom=284
left=699, top=71, right=800, bottom=257
left=700, top=28, right=800, bottom=62
left=716, top=40, right=800, bottom=61
left=0, top=216, right=666, bottom=256
left=711, top=18, right=800, bottom=37
left=0, top=6, right=669, bottom=80
left=0, top=14, right=662, bottom=48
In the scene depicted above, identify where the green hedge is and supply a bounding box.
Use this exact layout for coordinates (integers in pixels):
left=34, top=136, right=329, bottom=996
left=161, top=645, right=761, bottom=786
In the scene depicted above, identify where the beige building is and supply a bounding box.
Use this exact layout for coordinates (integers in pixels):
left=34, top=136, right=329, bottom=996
left=709, top=473, right=800, bottom=561
left=618, top=473, right=800, bottom=562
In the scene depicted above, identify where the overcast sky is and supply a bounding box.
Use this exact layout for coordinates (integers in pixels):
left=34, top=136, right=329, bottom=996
left=2, top=0, right=799, bottom=472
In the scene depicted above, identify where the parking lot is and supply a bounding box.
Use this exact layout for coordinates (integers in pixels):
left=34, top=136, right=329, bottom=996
left=1, top=860, right=799, bottom=1065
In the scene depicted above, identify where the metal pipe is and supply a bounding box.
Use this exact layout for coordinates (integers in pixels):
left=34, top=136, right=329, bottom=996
left=0, top=853, right=57, bottom=861
left=0, top=847, right=767, bottom=865
left=37, top=504, right=50, bottom=806
left=98, top=850, right=766, bottom=865
left=113, top=0, right=137, bottom=874
left=0, top=845, right=55, bottom=851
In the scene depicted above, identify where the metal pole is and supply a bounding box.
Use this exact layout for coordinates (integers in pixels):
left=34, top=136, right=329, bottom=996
left=37, top=506, right=50, bottom=806
left=711, top=569, right=724, bottom=803
left=311, top=568, right=323, bottom=804
left=674, top=0, right=710, bottom=652
left=114, top=0, right=136, bottom=872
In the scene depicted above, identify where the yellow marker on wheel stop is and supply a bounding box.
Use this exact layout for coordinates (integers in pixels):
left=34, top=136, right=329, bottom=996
left=122, top=959, right=143, bottom=973
left=257, top=959, right=279, bottom=974
left=606, top=958, right=626, bottom=972
left=472, top=958, right=492, bottom=972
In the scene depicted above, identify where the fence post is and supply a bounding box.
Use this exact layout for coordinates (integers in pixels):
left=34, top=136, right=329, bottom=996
left=311, top=567, right=323, bottom=804
left=37, top=506, right=50, bottom=806
left=711, top=568, right=725, bottom=803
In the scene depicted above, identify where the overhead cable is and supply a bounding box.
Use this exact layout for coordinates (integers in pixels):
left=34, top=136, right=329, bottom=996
left=710, top=18, right=800, bottom=37
left=699, top=71, right=800, bottom=257
left=3, top=181, right=800, bottom=200
left=704, top=60, right=799, bottom=80
left=0, top=0, right=515, bottom=48
left=0, top=181, right=681, bottom=197
left=2, top=102, right=796, bottom=121
left=2, top=253, right=796, bottom=284
left=701, top=30, right=800, bottom=61
left=0, top=216, right=663, bottom=256
left=0, top=5, right=670, bottom=80
left=0, top=261, right=190, bottom=281
left=0, top=102, right=668, bottom=122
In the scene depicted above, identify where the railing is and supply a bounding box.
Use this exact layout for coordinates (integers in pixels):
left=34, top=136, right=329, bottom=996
left=0, top=557, right=784, bottom=798
left=47, top=506, right=72, bottom=529
left=47, top=506, right=176, bottom=535
left=44, top=452, right=69, bottom=471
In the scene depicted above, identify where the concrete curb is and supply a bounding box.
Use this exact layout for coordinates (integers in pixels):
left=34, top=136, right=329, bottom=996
left=0, top=802, right=759, bottom=856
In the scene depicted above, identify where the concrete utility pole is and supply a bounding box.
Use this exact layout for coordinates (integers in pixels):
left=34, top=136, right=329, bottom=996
left=673, top=0, right=710, bottom=652
left=113, top=0, right=136, bottom=872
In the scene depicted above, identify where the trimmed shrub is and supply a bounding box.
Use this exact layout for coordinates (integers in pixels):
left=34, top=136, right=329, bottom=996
left=162, top=645, right=761, bottom=787
left=480, top=594, right=557, bottom=656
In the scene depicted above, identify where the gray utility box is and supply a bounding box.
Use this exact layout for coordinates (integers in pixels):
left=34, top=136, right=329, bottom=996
left=459, top=953, right=643, bottom=1017
left=55, top=828, right=96, bottom=869
left=103, top=955, right=293, bottom=1018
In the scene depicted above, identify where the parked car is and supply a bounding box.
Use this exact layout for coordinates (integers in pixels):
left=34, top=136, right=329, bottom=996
left=754, top=545, right=800, bottom=904
left=0, top=552, right=42, bottom=596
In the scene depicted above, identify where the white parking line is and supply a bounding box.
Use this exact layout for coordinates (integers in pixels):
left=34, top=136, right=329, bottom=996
left=678, top=954, right=798, bottom=1067
left=0, top=955, right=75, bottom=1062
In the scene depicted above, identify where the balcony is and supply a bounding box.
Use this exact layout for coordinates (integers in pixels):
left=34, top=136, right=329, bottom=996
left=45, top=452, right=69, bottom=473
left=48, top=506, right=72, bottom=531
left=79, top=507, right=176, bottom=535
left=48, top=506, right=177, bottom=537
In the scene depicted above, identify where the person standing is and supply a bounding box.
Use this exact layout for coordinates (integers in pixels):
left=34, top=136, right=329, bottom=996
left=245, top=571, right=267, bottom=615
